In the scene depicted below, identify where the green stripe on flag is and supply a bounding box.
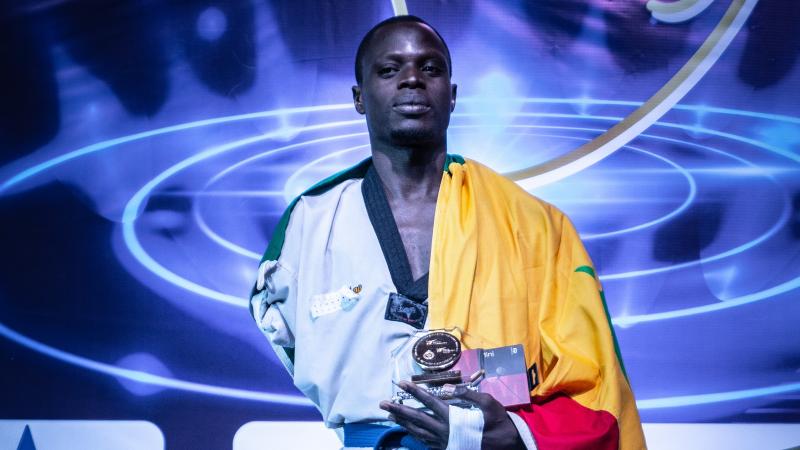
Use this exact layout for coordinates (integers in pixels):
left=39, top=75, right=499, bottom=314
left=575, top=265, right=629, bottom=382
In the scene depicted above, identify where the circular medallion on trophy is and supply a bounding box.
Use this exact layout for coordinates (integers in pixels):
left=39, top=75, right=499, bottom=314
left=412, top=331, right=462, bottom=371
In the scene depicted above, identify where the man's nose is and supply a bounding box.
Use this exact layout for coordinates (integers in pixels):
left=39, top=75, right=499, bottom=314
left=398, top=66, right=424, bottom=89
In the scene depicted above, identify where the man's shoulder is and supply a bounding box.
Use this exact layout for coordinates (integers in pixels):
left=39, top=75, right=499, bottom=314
left=261, top=160, right=370, bottom=262
left=282, top=157, right=372, bottom=218
left=293, top=177, right=362, bottom=211
left=294, top=157, right=371, bottom=201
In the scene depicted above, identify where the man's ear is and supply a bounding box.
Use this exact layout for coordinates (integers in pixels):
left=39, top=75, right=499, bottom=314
left=352, top=86, right=365, bottom=115
left=450, top=84, right=458, bottom=112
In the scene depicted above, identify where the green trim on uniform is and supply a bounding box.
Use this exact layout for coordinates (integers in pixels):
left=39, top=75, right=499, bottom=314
left=444, top=153, right=465, bottom=171
left=575, top=265, right=629, bottom=382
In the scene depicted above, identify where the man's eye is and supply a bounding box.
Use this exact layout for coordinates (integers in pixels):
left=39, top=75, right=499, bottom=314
left=378, top=67, right=397, bottom=76
left=423, top=65, right=443, bottom=75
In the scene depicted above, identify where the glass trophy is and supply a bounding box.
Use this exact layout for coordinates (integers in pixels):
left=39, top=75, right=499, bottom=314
left=390, top=327, right=532, bottom=409
left=390, top=328, right=484, bottom=410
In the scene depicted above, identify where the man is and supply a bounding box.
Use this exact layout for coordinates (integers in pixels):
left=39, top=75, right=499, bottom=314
left=250, top=15, right=645, bottom=450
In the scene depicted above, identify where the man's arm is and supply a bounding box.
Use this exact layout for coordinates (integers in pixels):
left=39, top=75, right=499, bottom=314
left=249, top=198, right=305, bottom=374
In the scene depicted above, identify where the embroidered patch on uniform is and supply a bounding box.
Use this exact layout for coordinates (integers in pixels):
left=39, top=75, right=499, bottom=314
left=384, top=293, right=427, bottom=329
left=309, top=285, right=361, bottom=319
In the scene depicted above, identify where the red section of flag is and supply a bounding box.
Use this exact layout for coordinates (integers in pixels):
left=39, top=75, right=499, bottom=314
left=513, top=394, right=619, bottom=450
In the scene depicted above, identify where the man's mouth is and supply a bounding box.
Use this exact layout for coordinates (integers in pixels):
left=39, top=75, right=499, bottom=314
left=393, top=102, right=431, bottom=115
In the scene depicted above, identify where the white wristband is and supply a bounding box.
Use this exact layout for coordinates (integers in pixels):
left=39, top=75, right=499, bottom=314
left=446, top=405, right=484, bottom=450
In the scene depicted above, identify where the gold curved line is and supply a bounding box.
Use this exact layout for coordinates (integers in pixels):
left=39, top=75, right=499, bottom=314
left=505, top=0, right=748, bottom=181
left=647, top=0, right=703, bottom=14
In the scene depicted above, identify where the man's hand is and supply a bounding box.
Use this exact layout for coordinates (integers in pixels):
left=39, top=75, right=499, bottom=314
left=380, top=381, right=450, bottom=449
left=456, top=388, right=526, bottom=450
left=379, top=381, right=525, bottom=450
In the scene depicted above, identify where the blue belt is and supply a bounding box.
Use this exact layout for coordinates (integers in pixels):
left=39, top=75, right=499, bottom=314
left=343, top=423, right=429, bottom=449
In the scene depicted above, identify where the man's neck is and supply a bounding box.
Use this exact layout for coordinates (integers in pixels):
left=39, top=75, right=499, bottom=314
left=370, top=144, right=446, bottom=202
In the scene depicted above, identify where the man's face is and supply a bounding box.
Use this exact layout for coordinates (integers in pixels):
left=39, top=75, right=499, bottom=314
left=353, top=22, right=457, bottom=148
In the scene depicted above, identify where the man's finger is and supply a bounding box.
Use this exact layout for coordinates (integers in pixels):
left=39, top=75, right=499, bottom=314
left=397, top=381, right=450, bottom=419
left=453, top=387, right=495, bottom=409
left=380, top=400, right=446, bottom=434
left=389, top=410, right=446, bottom=449
left=394, top=419, right=441, bottom=446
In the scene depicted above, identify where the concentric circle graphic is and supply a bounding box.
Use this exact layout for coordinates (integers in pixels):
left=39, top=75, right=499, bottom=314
left=1, top=98, right=799, bottom=410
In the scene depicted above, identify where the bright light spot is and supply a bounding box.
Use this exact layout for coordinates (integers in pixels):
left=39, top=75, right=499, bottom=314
left=116, top=353, right=172, bottom=396
left=472, top=71, right=521, bottom=121
left=196, top=7, right=227, bottom=41
left=704, top=266, right=739, bottom=301
left=456, top=71, right=523, bottom=166
left=757, top=123, right=800, bottom=152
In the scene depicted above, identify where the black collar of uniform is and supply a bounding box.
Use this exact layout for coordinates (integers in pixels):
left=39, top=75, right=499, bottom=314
left=362, top=164, right=429, bottom=301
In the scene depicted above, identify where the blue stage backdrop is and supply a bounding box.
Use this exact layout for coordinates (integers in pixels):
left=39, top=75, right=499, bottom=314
left=1, top=0, right=799, bottom=448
